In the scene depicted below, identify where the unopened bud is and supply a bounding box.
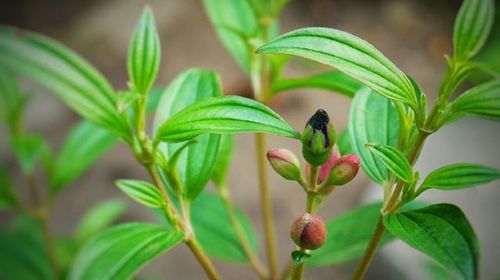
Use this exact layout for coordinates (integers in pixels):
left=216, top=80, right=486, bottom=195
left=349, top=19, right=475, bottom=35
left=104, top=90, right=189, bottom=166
left=327, top=154, right=360, bottom=185
left=290, top=213, right=327, bottom=250
left=306, top=146, right=340, bottom=184
left=302, top=109, right=336, bottom=166
left=267, top=149, right=301, bottom=181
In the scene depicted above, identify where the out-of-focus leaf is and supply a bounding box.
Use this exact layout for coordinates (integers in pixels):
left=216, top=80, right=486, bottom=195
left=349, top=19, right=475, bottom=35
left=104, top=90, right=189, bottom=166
left=10, top=133, right=47, bottom=175
left=309, top=202, right=394, bottom=266
left=0, top=216, right=54, bottom=280
left=203, top=0, right=258, bottom=72
left=69, top=223, right=183, bottom=280
left=337, top=129, right=354, bottom=155
left=0, top=165, right=18, bottom=210
left=191, top=192, right=258, bottom=262
left=75, top=199, right=127, bottom=244
left=0, top=69, right=29, bottom=128
left=0, top=26, right=129, bottom=139
left=50, top=121, right=118, bottom=192
left=211, top=134, right=235, bottom=187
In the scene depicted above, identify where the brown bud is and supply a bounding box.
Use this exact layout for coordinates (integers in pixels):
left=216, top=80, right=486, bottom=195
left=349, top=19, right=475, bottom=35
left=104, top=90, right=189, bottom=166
left=290, top=213, right=327, bottom=250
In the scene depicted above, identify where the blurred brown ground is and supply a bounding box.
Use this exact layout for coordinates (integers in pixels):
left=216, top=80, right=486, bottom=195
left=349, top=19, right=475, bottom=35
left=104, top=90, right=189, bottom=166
left=1, top=0, right=499, bottom=279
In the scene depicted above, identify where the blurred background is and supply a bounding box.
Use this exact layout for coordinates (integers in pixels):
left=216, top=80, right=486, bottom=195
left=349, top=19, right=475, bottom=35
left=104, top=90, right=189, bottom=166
left=1, top=0, right=499, bottom=279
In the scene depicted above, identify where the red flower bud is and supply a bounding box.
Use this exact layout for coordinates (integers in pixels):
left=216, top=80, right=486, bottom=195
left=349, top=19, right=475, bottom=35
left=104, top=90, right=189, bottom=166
left=267, top=149, right=301, bottom=181
left=290, top=213, right=327, bottom=250
left=306, top=146, right=340, bottom=184
left=327, top=154, right=360, bottom=185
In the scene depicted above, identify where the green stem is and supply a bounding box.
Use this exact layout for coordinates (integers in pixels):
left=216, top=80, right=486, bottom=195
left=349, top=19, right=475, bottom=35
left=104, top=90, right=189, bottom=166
left=351, top=130, right=429, bottom=280
left=291, top=165, right=319, bottom=280
left=350, top=215, right=385, bottom=280
left=146, top=165, right=221, bottom=280
left=185, top=237, right=222, bottom=280
left=255, top=133, right=279, bottom=278
left=219, top=187, right=268, bottom=279
left=27, top=175, right=59, bottom=278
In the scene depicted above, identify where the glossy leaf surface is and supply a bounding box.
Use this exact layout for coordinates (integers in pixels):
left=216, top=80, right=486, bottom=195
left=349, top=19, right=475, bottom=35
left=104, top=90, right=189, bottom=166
left=257, top=27, right=417, bottom=106
left=348, top=88, right=400, bottom=185
left=384, top=204, right=478, bottom=280
left=153, top=69, right=222, bottom=200
left=421, top=163, right=500, bottom=191
left=155, top=95, right=300, bottom=142
left=367, top=143, right=413, bottom=183
left=128, top=7, right=160, bottom=94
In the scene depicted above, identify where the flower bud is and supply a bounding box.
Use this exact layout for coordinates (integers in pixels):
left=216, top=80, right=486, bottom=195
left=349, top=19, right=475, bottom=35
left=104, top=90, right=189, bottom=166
left=301, top=109, right=336, bottom=166
left=266, top=149, right=301, bottom=181
left=290, top=213, right=327, bottom=250
left=306, top=146, right=340, bottom=184
left=327, top=154, right=360, bottom=185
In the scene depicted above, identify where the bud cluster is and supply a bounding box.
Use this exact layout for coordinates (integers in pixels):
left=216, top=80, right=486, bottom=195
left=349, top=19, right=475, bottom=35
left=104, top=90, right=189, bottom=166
left=265, top=109, right=362, bottom=251
left=266, top=109, right=360, bottom=189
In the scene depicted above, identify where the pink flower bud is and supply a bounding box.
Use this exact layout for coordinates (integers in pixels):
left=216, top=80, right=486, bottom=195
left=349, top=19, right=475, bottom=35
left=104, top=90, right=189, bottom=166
left=306, top=146, right=340, bottom=183
left=267, top=149, right=301, bottom=181
left=290, top=213, right=327, bottom=250
left=327, top=154, right=360, bottom=185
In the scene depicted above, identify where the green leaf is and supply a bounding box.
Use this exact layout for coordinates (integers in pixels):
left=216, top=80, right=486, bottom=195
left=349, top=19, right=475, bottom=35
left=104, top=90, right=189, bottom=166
left=309, top=202, right=394, bottom=266
left=257, top=27, right=417, bottom=106
left=348, top=88, right=400, bottom=185
left=128, top=6, right=160, bottom=94
left=424, top=259, right=458, bottom=280
left=367, top=143, right=413, bottom=183
left=116, top=180, right=164, bottom=208
left=191, top=192, right=258, bottom=262
left=50, top=121, right=118, bottom=192
left=153, top=69, right=223, bottom=200
left=449, top=79, right=500, bottom=121
left=0, top=165, right=18, bottom=210
left=0, top=26, right=129, bottom=139
left=271, top=71, right=363, bottom=97
left=10, top=133, right=47, bottom=175
left=421, top=163, right=500, bottom=191
left=384, top=203, right=478, bottom=280
left=69, top=223, right=183, bottom=280
left=75, top=199, right=127, bottom=244
left=203, top=0, right=258, bottom=72
left=155, top=95, right=300, bottom=142
left=453, top=0, right=495, bottom=60
left=337, top=128, right=354, bottom=155
left=0, top=69, right=29, bottom=128
left=211, top=134, right=235, bottom=187
left=0, top=216, right=54, bottom=280
left=292, top=250, right=311, bottom=265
